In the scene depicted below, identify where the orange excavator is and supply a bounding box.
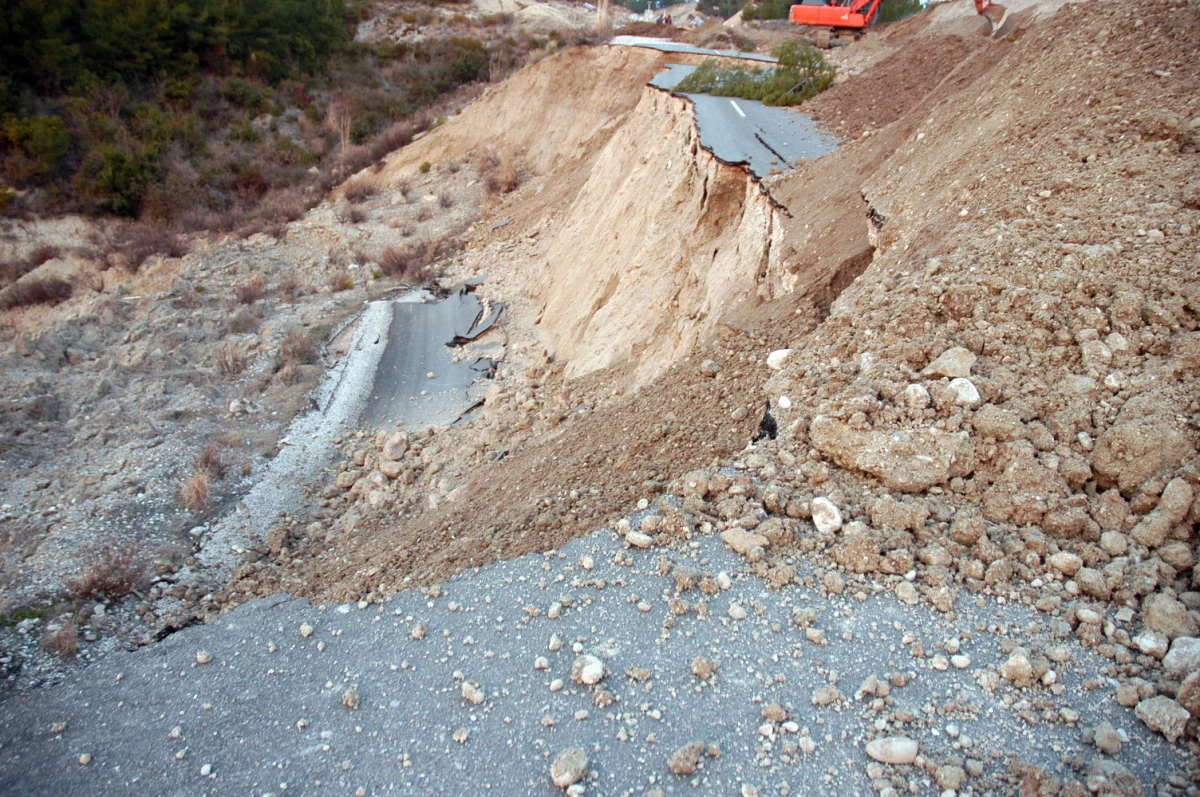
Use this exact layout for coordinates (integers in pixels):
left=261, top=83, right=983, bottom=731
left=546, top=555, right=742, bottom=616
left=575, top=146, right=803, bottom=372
left=789, top=0, right=1009, bottom=47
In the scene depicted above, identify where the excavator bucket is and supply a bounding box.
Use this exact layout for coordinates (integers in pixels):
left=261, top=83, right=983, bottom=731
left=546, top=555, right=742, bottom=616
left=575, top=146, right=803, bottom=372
left=982, top=3, right=1013, bottom=37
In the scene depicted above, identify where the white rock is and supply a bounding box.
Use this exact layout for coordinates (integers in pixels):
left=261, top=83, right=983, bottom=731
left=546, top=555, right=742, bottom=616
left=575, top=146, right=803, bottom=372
left=462, top=681, right=485, bottom=705
left=728, top=603, right=748, bottom=620
left=1080, top=340, right=1112, bottom=371
left=625, top=531, right=654, bottom=548
left=1048, top=552, right=1083, bottom=576
left=766, top=349, right=792, bottom=371
left=903, top=383, right=931, bottom=409
left=229, top=399, right=245, bottom=415
left=1000, top=652, right=1032, bottom=683
left=1162, top=636, right=1200, bottom=676
left=778, top=395, right=792, bottom=410
left=571, top=654, right=605, bottom=685
left=1134, top=630, right=1170, bottom=660
left=865, top=736, right=918, bottom=765
left=810, top=497, right=843, bottom=534
left=947, top=378, right=980, bottom=406
left=923, top=347, right=976, bottom=378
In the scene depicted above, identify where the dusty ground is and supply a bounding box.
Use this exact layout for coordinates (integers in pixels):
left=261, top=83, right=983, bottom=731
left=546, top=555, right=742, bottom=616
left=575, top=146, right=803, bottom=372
left=1, top=0, right=1199, bottom=787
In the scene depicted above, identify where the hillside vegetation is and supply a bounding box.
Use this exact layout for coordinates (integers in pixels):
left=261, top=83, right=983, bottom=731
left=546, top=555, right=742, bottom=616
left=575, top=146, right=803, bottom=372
left=0, top=0, right=529, bottom=234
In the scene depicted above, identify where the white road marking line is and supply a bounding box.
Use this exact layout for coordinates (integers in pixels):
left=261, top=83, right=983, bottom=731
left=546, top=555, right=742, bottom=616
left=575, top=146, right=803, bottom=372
left=730, top=100, right=745, bottom=117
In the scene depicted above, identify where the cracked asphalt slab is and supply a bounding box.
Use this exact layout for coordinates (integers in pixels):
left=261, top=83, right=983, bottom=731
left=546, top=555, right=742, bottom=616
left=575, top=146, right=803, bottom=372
left=0, top=512, right=1181, bottom=796
left=651, top=65, right=838, bottom=178
left=360, top=289, right=497, bottom=431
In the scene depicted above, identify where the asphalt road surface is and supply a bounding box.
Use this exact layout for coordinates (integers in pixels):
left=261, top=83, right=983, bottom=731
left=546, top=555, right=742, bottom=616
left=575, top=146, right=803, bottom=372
left=360, top=289, right=496, bottom=431
left=0, top=509, right=1184, bottom=796
left=651, top=64, right=838, bottom=178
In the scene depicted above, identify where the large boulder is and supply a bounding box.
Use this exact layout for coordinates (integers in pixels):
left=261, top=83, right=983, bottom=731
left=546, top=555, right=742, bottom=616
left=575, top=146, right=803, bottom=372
left=809, top=416, right=973, bottom=493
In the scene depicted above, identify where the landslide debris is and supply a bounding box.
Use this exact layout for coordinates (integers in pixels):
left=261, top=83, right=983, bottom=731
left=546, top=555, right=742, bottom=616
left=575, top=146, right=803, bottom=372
left=241, top=0, right=1200, bottom=758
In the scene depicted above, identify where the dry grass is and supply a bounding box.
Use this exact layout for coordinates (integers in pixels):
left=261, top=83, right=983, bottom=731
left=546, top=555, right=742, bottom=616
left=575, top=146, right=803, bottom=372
left=196, top=442, right=226, bottom=479
left=276, top=275, right=302, bottom=299
left=330, top=272, right=354, bottom=292
left=337, top=204, right=367, bottom=225
left=215, top=343, right=248, bottom=376
left=236, top=276, right=265, bottom=305
left=180, top=468, right=211, bottom=512
left=66, top=541, right=149, bottom=601
left=484, top=151, right=520, bottom=196
left=438, top=192, right=454, bottom=208
left=225, top=306, right=259, bottom=334
left=376, top=234, right=453, bottom=285
left=40, top=618, right=79, bottom=659
left=279, top=328, right=319, bottom=366
left=0, top=245, right=62, bottom=289
left=344, top=180, right=377, bottom=204
left=0, top=276, right=74, bottom=310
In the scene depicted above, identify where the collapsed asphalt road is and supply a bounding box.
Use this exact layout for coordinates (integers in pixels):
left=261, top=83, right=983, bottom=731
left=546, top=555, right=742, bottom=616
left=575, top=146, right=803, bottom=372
left=651, top=65, right=838, bottom=178
left=0, top=497, right=1183, bottom=796
left=360, top=285, right=500, bottom=431
left=191, top=287, right=499, bottom=582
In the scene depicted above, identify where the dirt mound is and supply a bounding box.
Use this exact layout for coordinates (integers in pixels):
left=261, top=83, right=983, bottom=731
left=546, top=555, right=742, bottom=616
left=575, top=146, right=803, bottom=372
left=373, top=44, right=665, bottom=179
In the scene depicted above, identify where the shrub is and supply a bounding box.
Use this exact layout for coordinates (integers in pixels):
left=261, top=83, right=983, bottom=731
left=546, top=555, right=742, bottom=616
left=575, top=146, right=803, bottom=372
left=673, top=43, right=836, bottom=106
left=279, top=328, right=319, bottom=365
left=880, top=0, right=925, bottom=23
left=115, top=223, right=190, bottom=272
left=344, top=180, right=376, bottom=204
left=438, top=192, right=454, bottom=208
left=66, top=541, right=149, bottom=601
left=742, top=0, right=792, bottom=21
left=236, top=276, right=265, bottom=304
left=0, top=276, right=73, bottom=310
left=419, top=161, right=432, bottom=173
left=330, top=272, right=354, bottom=292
